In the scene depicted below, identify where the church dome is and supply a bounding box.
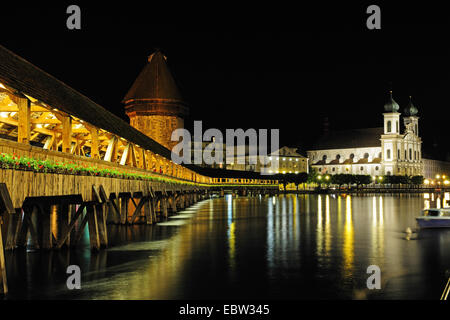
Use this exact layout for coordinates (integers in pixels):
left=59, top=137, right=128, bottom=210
left=404, top=96, right=418, bottom=116
left=384, top=91, right=400, bottom=112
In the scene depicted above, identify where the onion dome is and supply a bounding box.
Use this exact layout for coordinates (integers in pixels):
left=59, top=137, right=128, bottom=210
left=404, top=96, right=418, bottom=116
left=384, top=91, right=400, bottom=112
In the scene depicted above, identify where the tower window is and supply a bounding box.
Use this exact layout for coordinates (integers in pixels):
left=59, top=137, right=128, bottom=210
left=387, top=120, right=392, bottom=133
left=409, top=149, right=412, bottom=160
left=396, top=121, right=399, bottom=132
left=398, top=149, right=400, bottom=159
left=387, top=149, right=391, bottom=159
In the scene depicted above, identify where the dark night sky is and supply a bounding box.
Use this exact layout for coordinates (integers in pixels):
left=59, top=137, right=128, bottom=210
left=1, top=2, right=449, bottom=159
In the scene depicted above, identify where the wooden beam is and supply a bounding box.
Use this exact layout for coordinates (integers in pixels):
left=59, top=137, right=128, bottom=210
left=104, top=136, right=117, bottom=162
left=88, top=126, right=99, bottom=159
left=130, top=144, right=137, bottom=167
left=17, top=97, right=30, bottom=144
left=61, top=116, right=72, bottom=153
left=120, top=143, right=130, bottom=166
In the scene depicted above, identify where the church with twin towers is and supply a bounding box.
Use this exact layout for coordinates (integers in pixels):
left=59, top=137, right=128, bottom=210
left=307, top=91, right=423, bottom=177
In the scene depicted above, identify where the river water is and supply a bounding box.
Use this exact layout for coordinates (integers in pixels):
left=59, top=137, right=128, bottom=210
left=4, top=193, right=450, bottom=300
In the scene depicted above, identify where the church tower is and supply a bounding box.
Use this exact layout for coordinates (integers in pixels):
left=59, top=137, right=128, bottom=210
left=381, top=91, right=401, bottom=175
left=403, top=96, right=419, bottom=136
left=402, top=96, right=423, bottom=175
left=123, top=50, right=189, bottom=151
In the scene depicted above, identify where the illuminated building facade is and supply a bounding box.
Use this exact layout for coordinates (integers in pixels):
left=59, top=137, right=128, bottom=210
left=307, top=92, right=424, bottom=176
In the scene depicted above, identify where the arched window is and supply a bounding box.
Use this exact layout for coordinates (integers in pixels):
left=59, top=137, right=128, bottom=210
left=387, top=149, right=391, bottom=159
left=398, top=149, right=400, bottom=159
left=387, top=120, right=392, bottom=133
left=405, top=150, right=407, bottom=160
left=322, top=155, right=327, bottom=162
left=350, top=153, right=355, bottom=161
left=364, top=153, right=369, bottom=159
left=415, top=124, right=418, bottom=135
left=360, top=166, right=364, bottom=171
left=375, top=166, right=379, bottom=171
left=332, top=167, right=336, bottom=172
left=409, top=149, right=412, bottom=160
left=336, top=154, right=341, bottom=160
left=396, top=121, right=399, bottom=132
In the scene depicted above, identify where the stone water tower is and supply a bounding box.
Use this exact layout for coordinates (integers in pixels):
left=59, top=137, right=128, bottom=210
left=123, top=50, right=188, bottom=150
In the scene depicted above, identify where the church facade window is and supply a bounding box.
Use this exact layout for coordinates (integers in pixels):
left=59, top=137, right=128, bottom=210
left=396, top=121, right=399, bottom=132
left=409, top=149, right=412, bottom=160
left=387, top=149, right=391, bottom=159
left=387, top=121, right=392, bottom=133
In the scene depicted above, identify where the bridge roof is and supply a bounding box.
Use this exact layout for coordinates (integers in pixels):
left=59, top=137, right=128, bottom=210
left=122, top=50, right=184, bottom=104
left=0, top=44, right=172, bottom=159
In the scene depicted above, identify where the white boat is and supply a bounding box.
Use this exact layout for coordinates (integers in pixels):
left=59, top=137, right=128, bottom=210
left=416, top=208, right=450, bottom=228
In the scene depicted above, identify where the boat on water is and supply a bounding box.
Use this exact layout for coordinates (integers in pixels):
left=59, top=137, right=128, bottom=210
left=416, top=208, right=450, bottom=228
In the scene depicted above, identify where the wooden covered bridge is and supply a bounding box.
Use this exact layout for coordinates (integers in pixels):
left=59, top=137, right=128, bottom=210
left=0, top=45, right=279, bottom=293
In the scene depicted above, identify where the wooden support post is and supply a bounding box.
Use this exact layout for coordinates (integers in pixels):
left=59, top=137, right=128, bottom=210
left=17, top=96, right=31, bottom=144
left=170, top=196, right=177, bottom=213
left=0, top=215, right=7, bottom=295
left=109, top=195, right=121, bottom=224
left=86, top=203, right=100, bottom=251
left=119, top=194, right=130, bottom=224
left=5, top=208, right=21, bottom=250
left=38, top=204, right=53, bottom=250
left=144, top=197, right=153, bottom=224
left=130, top=198, right=147, bottom=224
left=92, top=186, right=107, bottom=247
left=161, top=197, right=168, bottom=219
left=95, top=204, right=108, bottom=247
left=56, top=204, right=85, bottom=248
left=61, top=116, right=72, bottom=154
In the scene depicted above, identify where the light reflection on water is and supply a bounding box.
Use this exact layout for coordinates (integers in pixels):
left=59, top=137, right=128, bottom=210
left=4, top=193, right=450, bottom=300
